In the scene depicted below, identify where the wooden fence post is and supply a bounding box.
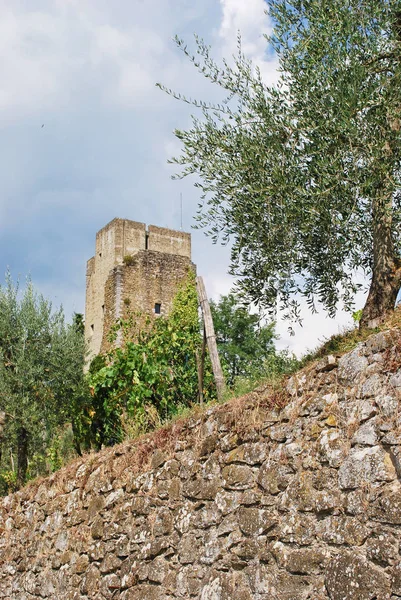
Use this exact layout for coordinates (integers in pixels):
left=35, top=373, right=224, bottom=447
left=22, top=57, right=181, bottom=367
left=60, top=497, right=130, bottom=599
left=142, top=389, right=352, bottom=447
left=196, top=276, right=226, bottom=400
left=195, top=324, right=207, bottom=404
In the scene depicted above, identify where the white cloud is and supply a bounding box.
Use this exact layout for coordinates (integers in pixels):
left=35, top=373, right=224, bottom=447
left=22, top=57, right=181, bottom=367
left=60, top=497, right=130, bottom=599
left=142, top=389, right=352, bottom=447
left=217, top=0, right=279, bottom=85
left=218, top=0, right=270, bottom=57
left=0, top=1, right=207, bottom=122
left=0, top=0, right=277, bottom=122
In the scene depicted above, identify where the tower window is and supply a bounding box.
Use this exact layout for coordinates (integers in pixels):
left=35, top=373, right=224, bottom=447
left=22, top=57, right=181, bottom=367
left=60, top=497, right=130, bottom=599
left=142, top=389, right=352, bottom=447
left=91, top=324, right=94, bottom=332
left=154, top=303, right=161, bottom=315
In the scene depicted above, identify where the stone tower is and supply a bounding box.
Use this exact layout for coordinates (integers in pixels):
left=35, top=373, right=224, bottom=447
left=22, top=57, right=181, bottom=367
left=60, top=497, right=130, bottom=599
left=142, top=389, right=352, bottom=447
left=85, top=218, right=193, bottom=362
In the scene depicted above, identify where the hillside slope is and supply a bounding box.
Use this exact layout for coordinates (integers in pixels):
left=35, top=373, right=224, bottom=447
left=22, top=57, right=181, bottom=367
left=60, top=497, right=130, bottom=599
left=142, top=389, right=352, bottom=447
left=2, top=328, right=401, bottom=599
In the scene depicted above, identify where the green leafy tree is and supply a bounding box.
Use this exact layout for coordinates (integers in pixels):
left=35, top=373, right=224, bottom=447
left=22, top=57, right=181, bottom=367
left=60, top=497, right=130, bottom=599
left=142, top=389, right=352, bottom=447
left=211, top=292, right=298, bottom=385
left=0, top=274, right=88, bottom=488
left=87, top=273, right=215, bottom=448
left=210, top=292, right=276, bottom=384
left=159, top=0, right=401, bottom=328
left=72, top=312, right=85, bottom=336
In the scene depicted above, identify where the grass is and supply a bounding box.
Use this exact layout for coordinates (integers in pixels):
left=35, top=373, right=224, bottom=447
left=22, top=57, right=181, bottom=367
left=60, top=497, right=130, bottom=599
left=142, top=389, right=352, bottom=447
left=298, top=305, right=401, bottom=368
left=299, top=324, right=375, bottom=366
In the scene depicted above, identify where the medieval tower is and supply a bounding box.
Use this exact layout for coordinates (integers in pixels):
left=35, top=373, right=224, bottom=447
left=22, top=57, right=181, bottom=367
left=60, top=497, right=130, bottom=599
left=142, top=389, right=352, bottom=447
left=85, top=218, right=193, bottom=362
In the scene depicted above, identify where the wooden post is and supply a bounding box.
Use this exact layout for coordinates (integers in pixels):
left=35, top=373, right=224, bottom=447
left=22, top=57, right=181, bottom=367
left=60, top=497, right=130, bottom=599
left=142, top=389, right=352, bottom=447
left=196, top=324, right=207, bottom=404
left=196, top=350, right=204, bottom=405
left=196, top=276, right=226, bottom=400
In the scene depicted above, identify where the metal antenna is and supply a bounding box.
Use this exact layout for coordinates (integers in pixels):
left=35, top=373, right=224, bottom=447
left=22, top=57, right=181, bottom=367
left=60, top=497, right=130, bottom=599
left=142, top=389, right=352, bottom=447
left=180, top=192, right=183, bottom=230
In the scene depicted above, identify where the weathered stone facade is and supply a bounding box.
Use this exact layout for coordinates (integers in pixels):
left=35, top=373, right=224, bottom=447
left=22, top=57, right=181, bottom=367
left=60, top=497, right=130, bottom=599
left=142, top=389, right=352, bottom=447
left=85, top=219, right=193, bottom=360
left=2, top=328, right=401, bottom=598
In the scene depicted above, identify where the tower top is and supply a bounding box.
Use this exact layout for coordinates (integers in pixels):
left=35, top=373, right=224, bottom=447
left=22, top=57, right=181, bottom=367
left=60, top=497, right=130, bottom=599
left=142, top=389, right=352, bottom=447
left=92, top=218, right=191, bottom=266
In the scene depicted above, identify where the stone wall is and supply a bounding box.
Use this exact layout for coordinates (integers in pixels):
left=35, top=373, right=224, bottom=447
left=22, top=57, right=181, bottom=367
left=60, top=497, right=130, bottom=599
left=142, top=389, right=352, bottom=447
left=85, top=219, right=192, bottom=361
left=100, top=252, right=194, bottom=354
left=2, top=329, right=401, bottom=599
left=147, top=225, right=191, bottom=258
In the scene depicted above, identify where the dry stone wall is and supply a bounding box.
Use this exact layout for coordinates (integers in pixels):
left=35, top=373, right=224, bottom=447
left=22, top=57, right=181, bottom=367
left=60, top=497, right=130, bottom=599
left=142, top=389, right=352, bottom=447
left=2, top=329, right=401, bottom=599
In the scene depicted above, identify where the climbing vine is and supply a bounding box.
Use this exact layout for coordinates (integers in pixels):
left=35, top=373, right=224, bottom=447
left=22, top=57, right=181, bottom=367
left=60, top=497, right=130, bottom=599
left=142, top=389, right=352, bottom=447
left=85, top=273, right=215, bottom=448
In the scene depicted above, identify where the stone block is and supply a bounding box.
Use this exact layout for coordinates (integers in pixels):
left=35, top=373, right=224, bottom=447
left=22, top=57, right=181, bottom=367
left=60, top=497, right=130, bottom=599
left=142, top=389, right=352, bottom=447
left=338, top=346, right=369, bottom=382
left=351, top=420, right=378, bottom=446
left=257, top=461, right=292, bottom=494
left=338, top=446, right=396, bottom=489
left=366, top=532, right=399, bottom=566
left=316, top=516, right=369, bottom=546
left=237, top=507, right=276, bottom=536
left=325, top=551, right=390, bottom=600
left=318, top=429, right=347, bottom=467
left=226, top=442, right=268, bottom=465
left=284, top=547, right=328, bottom=574
left=315, top=355, right=338, bottom=373
left=222, top=465, right=255, bottom=490
left=369, top=485, right=401, bottom=524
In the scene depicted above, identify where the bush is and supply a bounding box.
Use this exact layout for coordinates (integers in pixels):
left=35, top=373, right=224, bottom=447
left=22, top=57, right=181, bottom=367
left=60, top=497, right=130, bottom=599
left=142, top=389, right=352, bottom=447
left=123, top=255, right=135, bottom=266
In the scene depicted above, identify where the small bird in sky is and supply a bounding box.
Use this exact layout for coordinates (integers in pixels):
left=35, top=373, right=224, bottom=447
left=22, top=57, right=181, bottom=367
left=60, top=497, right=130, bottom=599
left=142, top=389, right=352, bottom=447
left=41, top=124, right=45, bottom=128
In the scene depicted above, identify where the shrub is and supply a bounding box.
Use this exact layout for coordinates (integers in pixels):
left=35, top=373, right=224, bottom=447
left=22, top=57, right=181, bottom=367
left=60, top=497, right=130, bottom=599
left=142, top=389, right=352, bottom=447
left=123, top=255, right=135, bottom=266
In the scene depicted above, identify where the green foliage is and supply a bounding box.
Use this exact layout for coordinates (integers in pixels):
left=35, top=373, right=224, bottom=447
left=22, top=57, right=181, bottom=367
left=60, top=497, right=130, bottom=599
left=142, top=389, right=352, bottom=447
left=73, top=312, right=85, bottom=335
left=352, top=309, right=363, bottom=324
left=0, top=469, right=17, bottom=496
left=87, top=273, right=215, bottom=447
left=299, top=323, right=378, bottom=368
left=123, top=255, right=135, bottom=266
left=0, top=273, right=89, bottom=487
left=300, top=304, right=401, bottom=367
left=211, top=292, right=299, bottom=390
left=88, top=353, right=107, bottom=376
left=210, top=292, right=283, bottom=385
left=45, top=426, right=76, bottom=473
left=159, top=0, right=401, bottom=324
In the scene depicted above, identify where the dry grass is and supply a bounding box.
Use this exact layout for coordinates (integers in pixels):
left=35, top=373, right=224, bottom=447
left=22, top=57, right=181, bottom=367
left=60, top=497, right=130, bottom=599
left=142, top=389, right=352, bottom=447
left=16, top=380, right=291, bottom=503
left=14, top=306, right=401, bottom=503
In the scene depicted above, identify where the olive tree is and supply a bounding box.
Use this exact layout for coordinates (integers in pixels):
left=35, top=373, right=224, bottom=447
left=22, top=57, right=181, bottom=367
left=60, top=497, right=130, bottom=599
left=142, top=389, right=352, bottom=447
left=0, top=274, right=87, bottom=487
left=159, top=0, right=401, bottom=328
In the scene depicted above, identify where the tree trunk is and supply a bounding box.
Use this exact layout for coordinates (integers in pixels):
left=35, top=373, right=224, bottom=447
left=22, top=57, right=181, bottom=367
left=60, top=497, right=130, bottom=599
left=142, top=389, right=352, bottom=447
left=17, top=426, right=28, bottom=488
left=360, top=197, right=401, bottom=329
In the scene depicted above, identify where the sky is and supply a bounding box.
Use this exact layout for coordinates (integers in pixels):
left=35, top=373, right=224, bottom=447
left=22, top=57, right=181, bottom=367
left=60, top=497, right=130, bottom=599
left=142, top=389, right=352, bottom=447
left=0, top=0, right=366, bottom=356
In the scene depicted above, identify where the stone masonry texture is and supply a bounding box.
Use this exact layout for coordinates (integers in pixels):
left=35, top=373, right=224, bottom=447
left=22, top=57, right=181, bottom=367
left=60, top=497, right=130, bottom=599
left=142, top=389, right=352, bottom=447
left=85, top=218, right=193, bottom=360
left=3, top=329, right=401, bottom=598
